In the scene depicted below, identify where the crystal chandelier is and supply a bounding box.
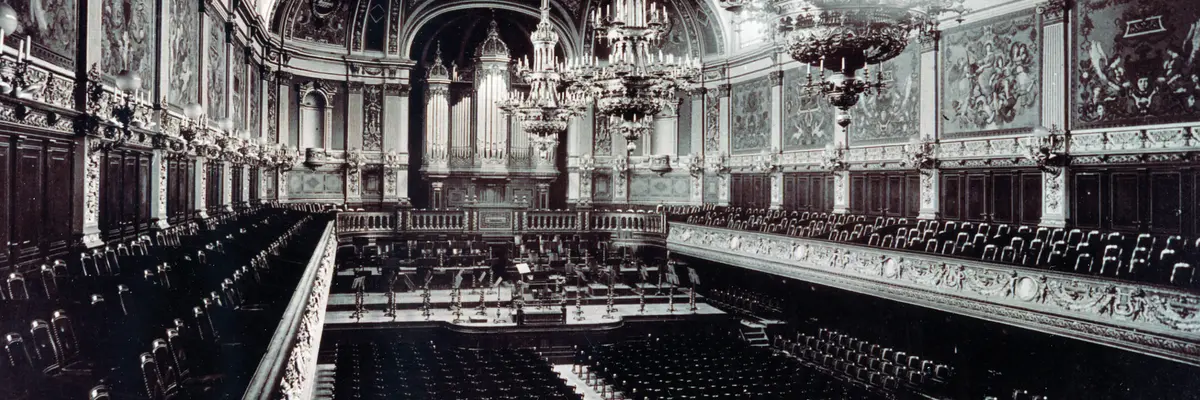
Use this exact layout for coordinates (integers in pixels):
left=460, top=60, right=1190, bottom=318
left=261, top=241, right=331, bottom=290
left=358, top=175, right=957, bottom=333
left=566, top=0, right=701, bottom=154
left=499, top=0, right=588, bottom=139
left=774, top=0, right=964, bottom=129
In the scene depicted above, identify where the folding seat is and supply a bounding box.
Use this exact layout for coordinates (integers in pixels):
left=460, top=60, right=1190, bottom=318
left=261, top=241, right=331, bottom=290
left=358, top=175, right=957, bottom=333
left=6, top=273, right=29, bottom=300
left=941, top=240, right=955, bottom=255
left=868, top=233, right=881, bottom=247
left=140, top=352, right=167, bottom=399
left=881, top=235, right=894, bottom=248
left=954, top=232, right=970, bottom=250
left=1099, top=256, right=1121, bottom=277
left=1170, top=263, right=1193, bottom=287
left=1124, top=259, right=1148, bottom=281
left=924, top=239, right=938, bottom=252
left=981, top=244, right=998, bottom=261
left=977, top=223, right=990, bottom=238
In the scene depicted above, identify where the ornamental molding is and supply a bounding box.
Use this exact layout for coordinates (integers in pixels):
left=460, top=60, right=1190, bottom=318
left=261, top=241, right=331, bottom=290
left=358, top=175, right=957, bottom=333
left=668, top=224, right=1200, bottom=366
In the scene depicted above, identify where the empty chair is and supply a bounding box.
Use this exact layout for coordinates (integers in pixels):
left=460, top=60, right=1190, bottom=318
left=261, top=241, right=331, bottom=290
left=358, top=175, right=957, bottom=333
left=1074, top=253, right=1095, bottom=274
left=1171, top=263, right=1194, bottom=287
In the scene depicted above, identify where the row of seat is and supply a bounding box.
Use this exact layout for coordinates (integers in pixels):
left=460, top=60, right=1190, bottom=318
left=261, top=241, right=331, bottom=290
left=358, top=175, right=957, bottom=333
left=574, top=331, right=887, bottom=400
left=774, top=327, right=952, bottom=397
left=331, top=340, right=582, bottom=400
left=1, top=207, right=329, bottom=400
left=704, top=286, right=783, bottom=320
left=668, top=206, right=1199, bottom=290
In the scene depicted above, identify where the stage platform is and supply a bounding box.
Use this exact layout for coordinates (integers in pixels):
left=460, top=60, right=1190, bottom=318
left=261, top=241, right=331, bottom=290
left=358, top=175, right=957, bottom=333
left=324, top=284, right=726, bottom=333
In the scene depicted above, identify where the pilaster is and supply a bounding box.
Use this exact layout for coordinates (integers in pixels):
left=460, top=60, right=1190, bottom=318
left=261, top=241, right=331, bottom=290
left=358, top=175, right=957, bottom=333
left=918, top=31, right=941, bottom=219
left=769, top=70, right=784, bottom=209
left=151, top=151, right=169, bottom=228
left=346, top=82, right=365, bottom=149
left=75, top=0, right=104, bottom=248
left=689, top=88, right=705, bottom=157
left=652, top=100, right=679, bottom=156
left=221, top=161, right=233, bottom=212
left=832, top=171, right=850, bottom=214
left=717, top=83, right=732, bottom=206
left=1039, top=1, right=1069, bottom=227
left=194, top=157, right=209, bottom=219
left=277, top=72, right=293, bottom=146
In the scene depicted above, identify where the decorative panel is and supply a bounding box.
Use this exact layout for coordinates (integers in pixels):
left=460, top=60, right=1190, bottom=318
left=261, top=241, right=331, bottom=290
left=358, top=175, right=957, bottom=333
left=7, top=0, right=77, bottom=68
left=629, top=174, right=691, bottom=203
left=363, top=85, right=383, bottom=150
left=731, top=76, right=771, bottom=154
left=287, top=170, right=345, bottom=196
left=594, top=115, right=612, bottom=156
left=592, top=173, right=613, bottom=201
left=941, top=10, right=1041, bottom=137
left=289, top=0, right=352, bottom=46
left=704, top=90, right=720, bottom=153
left=207, top=12, right=227, bottom=119
left=1073, top=0, right=1200, bottom=128
left=783, top=69, right=834, bottom=150
left=250, top=65, right=262, bottom=137
left=103, top=0, right=156, bottom=91
left=231, top=42, right=246, bottom=130
left=848, top=45, right=920, bottom=145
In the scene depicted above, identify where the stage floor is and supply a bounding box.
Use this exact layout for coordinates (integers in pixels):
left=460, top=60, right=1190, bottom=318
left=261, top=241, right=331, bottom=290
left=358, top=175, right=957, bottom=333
left=324, top=285, right=725, bottom=329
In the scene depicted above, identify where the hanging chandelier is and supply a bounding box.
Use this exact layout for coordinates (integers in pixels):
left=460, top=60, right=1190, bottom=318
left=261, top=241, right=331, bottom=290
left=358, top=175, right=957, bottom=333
left=565, top=0, right=701, bottom=154
left=499, top=0, right=588, bottom=139
left=773, top=0, right=964, bottom=129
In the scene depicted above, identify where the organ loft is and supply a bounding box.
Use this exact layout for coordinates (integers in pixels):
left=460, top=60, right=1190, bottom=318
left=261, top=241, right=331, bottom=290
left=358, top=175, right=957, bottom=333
left=1, top=0, right=1199, bottom=399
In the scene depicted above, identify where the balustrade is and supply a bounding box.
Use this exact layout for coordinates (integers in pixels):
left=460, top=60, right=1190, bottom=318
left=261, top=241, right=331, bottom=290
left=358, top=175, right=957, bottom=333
left=336, top=212, right=397, bottom=233
left=335, top=209, right=666, bottom=236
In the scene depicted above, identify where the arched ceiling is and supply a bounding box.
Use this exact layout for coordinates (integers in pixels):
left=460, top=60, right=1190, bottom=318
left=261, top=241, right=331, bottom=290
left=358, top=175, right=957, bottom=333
left=267, top=0, right=725, bottom=58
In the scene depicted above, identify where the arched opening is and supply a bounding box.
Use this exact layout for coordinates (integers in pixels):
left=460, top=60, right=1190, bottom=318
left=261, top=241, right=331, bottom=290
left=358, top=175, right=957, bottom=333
left=300, top=92, right=329, bottom=150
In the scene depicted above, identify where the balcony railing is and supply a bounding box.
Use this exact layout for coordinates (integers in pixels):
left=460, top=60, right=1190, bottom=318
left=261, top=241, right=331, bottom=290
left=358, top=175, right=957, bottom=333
left=243, top=220, right=337, bottom=399
left=335, top=209, right=667, bottom=236
left=666, top=223, right=1200, bottom=367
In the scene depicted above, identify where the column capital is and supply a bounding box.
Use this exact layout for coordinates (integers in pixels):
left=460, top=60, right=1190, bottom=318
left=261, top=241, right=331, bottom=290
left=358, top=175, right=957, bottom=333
left=717, top=84, right=732, bottom=97
left=918, top=30, right=940, bottom=52
left=688, top=87, right=708, bottom=96
left=768, top=71, right=784, bottom=87
left=385, top=83, right=411, bottom=96
left=347, top=81, right=365, bottom=93
left=276, top=71, right=295, bottom=82
left=1037, top=0, right=1068, bottom=24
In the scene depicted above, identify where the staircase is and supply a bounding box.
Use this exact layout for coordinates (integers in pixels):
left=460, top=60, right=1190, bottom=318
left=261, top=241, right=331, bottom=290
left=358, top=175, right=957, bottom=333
left=740, top=320, right=770, bottom=347
left=313, top=364, right=336, bottom=399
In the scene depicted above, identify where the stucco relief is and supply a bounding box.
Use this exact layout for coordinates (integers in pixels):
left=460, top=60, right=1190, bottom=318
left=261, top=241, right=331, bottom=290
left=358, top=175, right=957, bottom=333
left=783, top=69, right=834, bottom=150
left=667, top=224, right=1200, bottom=364
left=731, top=77, right=771, bottom=154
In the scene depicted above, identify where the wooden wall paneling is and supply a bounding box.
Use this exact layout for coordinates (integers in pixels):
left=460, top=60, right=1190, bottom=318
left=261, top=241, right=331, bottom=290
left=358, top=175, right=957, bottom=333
left=867, top=175, right=883, bottom=215
left=990, top=172, right=1016, bottom=224
left=187, top=162, right=196, bottom=218
left=1149, top=172, right=1182, bottom=234
left=886, top=175, right=904, bottom=217
left=1073, top=172, right=1103, bottom=230
left=12, top=138, right=43, bottom=264
left=0, top=136, right=9, bottom=269
left=850, top=175, right=866, bottom=214
left=45, top=140, right=73, bottom=256
left=942, top=173, right=962, bottom=221
left=824, top=175, right=834, bottom=212
left=250, top=167, right=260, bottom=201
left=138, top=154, right=151, bottom=231
left=964, top=173, right=988, bottom=222
left=1109, top=172, right=1141, bottom=232
left=1020, top=173, right=1042, bottom=225
left=905, top=174, right=920, bottom=218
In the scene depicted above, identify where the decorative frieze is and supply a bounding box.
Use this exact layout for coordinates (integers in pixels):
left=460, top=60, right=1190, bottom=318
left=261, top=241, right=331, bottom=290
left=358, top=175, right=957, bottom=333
left=668, top=224, right=1200, bottom=366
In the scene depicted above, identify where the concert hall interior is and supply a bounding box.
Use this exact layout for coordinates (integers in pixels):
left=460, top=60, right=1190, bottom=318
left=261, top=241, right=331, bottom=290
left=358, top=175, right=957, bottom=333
left=3, top=0, right=1200, bottom=399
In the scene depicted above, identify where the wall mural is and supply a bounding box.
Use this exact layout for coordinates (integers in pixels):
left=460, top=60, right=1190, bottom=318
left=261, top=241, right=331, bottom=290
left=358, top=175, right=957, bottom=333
left=250, top=66, right=262, bottom=138
left=594, top=115, right=612, bottom=156
left=7, top=0, right=76, bottom=68
left=167, top=0, right=199, bottom=107
left=231, top=43, right=246, bottom=130
left=849, top=45, right=920, bottom=144
left=289, top=0, right=352, bottom=46
left=363, top=85, right=383, bottom=150
left=731, top=76, right=771, bottom=154
left=704, top=90, right=720, bottom=153
left=208, top=12, right=227, bottom=120
left=783, top=68, right=834, bottom=150
left=102, top=0, right=155, bottom=91
left=1074, top=0, right=1200, bottom=128
left=941, top=10, right=1041, bottom=137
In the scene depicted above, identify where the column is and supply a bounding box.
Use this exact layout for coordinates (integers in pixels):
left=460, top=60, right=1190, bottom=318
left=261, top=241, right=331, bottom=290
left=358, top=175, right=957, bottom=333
left=240, top=164, right=251, bottom=206
left=918, top=31, right=941, bottom=220
left=652, top=101, right=678, bottom=157
left=150, top=151, right=169, bottom=228
left=221, top=161, right=233, bottom=212
left=566, top=108, right=592, bottom=205
left=768, top=70, right=784, bottom=209
left=346, top=82, right=365, bottom=150
left=75, top=0, right=105, bottom=248
left=431, top=181, right=444, bottom=208
left=831, top=91, right=850, bottom=214
left=717, top=83, right=732, bottom=206
left=689, top=88, right=706, bottom=205
left=194, top=158, right=209, bottom=219
left=277, top=72, right=293, bottom=203
left=1039, top=2, right=1068, bottom=227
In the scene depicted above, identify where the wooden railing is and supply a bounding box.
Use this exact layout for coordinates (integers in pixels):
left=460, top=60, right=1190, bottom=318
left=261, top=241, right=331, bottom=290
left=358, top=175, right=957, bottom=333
left=335, top=209, right=667, bottom=236
left=243, top=220, right=337, bottom=399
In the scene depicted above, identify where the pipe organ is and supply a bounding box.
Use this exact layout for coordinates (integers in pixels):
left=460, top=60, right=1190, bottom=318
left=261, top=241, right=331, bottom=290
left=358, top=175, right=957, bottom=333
left=421, top=21, right=558, bottom=209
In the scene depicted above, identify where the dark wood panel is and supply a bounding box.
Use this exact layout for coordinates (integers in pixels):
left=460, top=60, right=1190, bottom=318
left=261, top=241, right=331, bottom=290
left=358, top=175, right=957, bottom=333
left=1110, top=172, right=1141, bottom=231
left=13, top=139, right=42, bottom=262
left=1149, top=172, right=1182, bottom=234
left=45, top=141, right=73, bottom=255
left=942, top=174, right=961, bottom=221
left=850, top=175, right=866, bottom=214
left=965, top=174, right=988, bottom=222
left=905, top=175, right=920, bottom=217
left=1020, top=174, right=1042, bottom=225
left=991, top=173, right=1015, bottom=224
left=0, top=137, right=10, bottom=268
left=886, top=175, right=903, bottom=217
